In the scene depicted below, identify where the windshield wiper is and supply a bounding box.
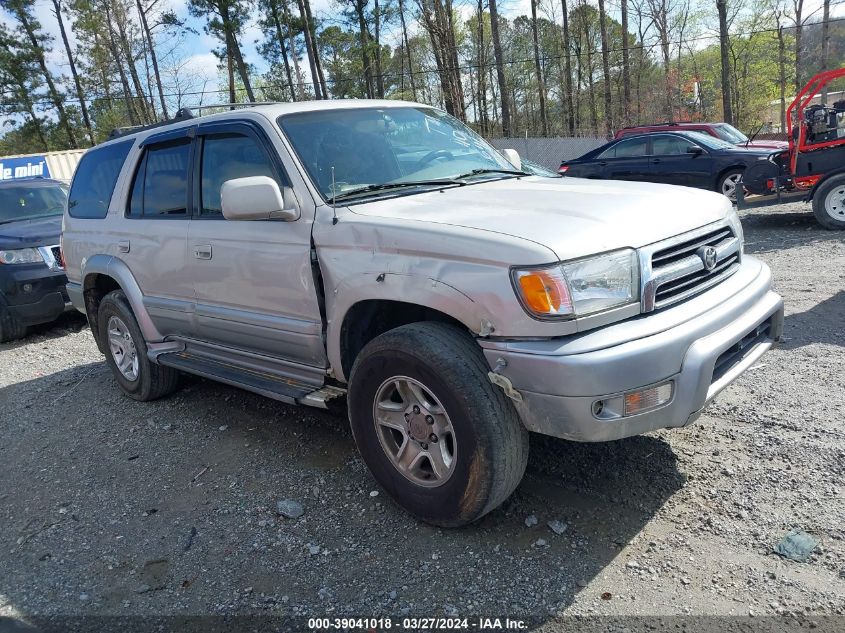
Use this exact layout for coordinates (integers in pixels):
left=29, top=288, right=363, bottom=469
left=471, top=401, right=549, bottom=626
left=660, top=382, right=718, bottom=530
left=331, top=179, right=465, bottom=202
left=452, top=168, right=529, bottom=179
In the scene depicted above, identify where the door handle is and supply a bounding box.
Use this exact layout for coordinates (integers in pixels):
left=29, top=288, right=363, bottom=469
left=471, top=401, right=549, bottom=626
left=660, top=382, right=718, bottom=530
left=193, top=244, right=212, bottom=260
left=652, top=158, right=661, bottom=163
left=118, top=239, right=130, bottom=253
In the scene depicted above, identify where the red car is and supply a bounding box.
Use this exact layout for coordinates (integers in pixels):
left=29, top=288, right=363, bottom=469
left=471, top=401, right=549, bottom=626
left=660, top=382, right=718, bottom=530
left=615, top=122, right=788, bottom=150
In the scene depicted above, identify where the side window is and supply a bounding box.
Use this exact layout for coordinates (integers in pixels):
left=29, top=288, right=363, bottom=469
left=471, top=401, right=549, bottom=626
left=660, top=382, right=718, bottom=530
left=200, top=133, right=278, bottom=216
left=613, top=138, right=650, bottom=158
left=652, top=136, right=696, bottom=155
left=68, top=140, right=133, bottom=219
left=127, top=140, right=191, bottom=218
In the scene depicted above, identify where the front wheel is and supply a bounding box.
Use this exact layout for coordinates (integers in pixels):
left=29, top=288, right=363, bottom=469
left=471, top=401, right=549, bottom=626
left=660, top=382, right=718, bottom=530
left=812, top=174, right=845, bottom=229
left=717, top=169, right=745, bottom=201
left=348, top=322, right=529, bottom=527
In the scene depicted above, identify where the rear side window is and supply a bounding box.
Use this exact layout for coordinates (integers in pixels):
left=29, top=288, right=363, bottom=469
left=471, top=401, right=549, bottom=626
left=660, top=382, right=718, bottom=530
left=127, top=140, right=191, bottom=218
left=67, top=140, right=133, bottom=219
left=600, top=137, right=649, bottom=159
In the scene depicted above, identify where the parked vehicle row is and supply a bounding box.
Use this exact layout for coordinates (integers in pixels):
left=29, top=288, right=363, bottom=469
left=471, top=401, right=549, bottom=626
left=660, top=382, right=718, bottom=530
left=558, top=130, right=782, bottom=201
left=54, top=100, right=782, bottom=527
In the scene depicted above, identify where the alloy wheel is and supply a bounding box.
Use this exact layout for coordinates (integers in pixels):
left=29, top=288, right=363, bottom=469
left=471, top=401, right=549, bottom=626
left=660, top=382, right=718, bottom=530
left=107, top=315, right=139, bottom=381
left=372, top=376, right=457, bottom=487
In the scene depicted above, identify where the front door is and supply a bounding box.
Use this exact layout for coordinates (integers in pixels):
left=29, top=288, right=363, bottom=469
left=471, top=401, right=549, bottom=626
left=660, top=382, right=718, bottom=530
left=186, top=121, right=327, bottom=370
left=648, top=134, right=713, bottom=188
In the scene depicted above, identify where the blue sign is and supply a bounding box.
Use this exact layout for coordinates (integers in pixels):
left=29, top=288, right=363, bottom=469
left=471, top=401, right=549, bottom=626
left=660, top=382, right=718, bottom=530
left=0, top=155, right=51, bottom=181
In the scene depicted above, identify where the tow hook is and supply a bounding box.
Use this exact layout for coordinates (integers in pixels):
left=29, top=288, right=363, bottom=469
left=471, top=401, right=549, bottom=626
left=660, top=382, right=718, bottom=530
left=488, top=358, right=523, bottom=403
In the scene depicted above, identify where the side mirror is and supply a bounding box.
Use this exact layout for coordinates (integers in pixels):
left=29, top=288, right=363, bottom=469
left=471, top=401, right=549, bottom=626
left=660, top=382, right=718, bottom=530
left=502, top=148, right=522, bottom=171
left=686, top=146, right=704, bottom=156
left=221, top=176, right=299, bottom=221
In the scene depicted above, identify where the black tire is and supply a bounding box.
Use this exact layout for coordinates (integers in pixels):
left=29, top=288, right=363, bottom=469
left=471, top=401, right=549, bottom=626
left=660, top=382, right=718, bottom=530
left=0, top=301, right=27, bottom=343
left=348, top=322, right=529, bottom=527
left=97, top=289, right=179, bottom=401
left=812, top=174, right=845, bottom=230
left=717, top=168, right=745, bottom=201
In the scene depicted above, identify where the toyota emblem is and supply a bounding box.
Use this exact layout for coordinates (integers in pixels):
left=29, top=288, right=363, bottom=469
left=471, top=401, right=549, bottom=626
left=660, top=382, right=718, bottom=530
left=698, top=246, right=718, bottom=271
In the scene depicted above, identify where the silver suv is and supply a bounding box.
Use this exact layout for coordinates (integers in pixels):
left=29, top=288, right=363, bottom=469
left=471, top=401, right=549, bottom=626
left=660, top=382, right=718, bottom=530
left=62, top=101, right=784, bottom=526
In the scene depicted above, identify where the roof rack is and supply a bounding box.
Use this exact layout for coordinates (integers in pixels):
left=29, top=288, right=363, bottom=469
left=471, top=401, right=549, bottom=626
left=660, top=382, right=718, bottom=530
left=619, top=120, right=696, bottom=130
left=107, top=102, right=284, bottom=140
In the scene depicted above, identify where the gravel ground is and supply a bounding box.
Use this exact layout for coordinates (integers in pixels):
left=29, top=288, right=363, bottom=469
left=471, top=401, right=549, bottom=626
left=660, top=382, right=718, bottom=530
left=0, top=201, right=843, bottom=630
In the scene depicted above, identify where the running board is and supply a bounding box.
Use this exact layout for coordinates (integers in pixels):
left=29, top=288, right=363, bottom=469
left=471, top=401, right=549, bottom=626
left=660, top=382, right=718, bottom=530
left=157, top=351, right=344, bottom=407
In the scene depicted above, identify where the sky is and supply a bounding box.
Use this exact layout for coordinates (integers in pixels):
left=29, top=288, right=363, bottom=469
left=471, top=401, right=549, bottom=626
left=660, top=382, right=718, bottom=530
left=0, top=0, right=842, bottom=110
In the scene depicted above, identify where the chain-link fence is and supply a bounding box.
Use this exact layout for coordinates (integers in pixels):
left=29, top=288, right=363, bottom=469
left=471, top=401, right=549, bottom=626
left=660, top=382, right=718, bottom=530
left=488, top=137, right=606, bottom=171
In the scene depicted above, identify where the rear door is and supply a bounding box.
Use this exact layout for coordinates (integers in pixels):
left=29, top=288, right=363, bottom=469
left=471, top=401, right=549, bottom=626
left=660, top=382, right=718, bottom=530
left=597, top=137, right=653, bottom=181
left=117, top=129, right=195, bottom=337
left=186, top=120, right=327, bottom=369
left=649, top=134, right=713, bottom=188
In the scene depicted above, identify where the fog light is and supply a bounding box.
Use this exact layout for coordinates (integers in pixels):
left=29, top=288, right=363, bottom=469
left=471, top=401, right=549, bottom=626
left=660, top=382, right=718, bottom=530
left=623, top=381, right=674, bottom=416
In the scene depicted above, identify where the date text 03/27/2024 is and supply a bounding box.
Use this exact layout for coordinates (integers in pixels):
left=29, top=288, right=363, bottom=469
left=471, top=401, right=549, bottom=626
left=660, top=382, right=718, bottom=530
left=306, top=617, right=528, bottom=630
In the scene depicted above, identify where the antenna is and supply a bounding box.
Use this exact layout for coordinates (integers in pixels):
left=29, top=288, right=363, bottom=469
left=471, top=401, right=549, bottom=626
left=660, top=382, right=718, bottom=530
left=331, top=166, right=338, bottom=225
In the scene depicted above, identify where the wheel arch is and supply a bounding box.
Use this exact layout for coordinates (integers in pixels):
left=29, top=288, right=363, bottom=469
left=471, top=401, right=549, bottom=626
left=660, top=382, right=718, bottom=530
left=808, top=167, right=845, bottom=200
left=81, top=254, right=163, bottom=350
left=327, top=273, right=493, bottom=383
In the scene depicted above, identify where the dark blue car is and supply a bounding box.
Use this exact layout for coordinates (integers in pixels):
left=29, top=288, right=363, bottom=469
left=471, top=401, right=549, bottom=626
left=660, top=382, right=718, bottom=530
left=0, top=178, right=70, bottom=342
left=559, top=131, right=785, bottom=201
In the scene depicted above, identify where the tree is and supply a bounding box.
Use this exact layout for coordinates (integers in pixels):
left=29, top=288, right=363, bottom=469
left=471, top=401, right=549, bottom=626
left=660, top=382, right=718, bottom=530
left=488, top=0, right=510, bottom=135
left=259, top=0, right=297, bottom=101
left=717, top=0, right=733, bottom=123
left=188, top=0, right=256, bottom=102
left=3, top=0, right=79, bottom=147
left=0, top=23, right=49, bottom=150
left=50, top=0, right=94, bottom=144
left=530, top=0, right=548, bottom=136
left=597, top=0, right=612, bottom=135
left=397, top=0, right=417, bottom=99
left=417, top=0, right=465, bottom=119
left=621, top=0, right=632, bottom=126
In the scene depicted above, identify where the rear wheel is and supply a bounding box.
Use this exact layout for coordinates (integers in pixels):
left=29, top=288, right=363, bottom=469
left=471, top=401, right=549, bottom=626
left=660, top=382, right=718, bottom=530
left=97, top=290, right=179, bottom=401
left=348, top=322, right=529, bottom=527
left=813, top=174, right=845, bottom=229
left=717, top=168, right=745, bottom=201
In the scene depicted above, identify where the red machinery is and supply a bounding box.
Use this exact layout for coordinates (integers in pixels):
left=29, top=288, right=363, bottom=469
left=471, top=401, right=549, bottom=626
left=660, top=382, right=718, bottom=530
left=786, top=67, right=845, bottom=229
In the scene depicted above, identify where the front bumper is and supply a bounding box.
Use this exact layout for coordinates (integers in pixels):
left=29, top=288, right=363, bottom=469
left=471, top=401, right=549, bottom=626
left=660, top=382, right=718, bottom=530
left=1, top=262, right=70, bottom=327
left=480, top=256, right=783, bottom=442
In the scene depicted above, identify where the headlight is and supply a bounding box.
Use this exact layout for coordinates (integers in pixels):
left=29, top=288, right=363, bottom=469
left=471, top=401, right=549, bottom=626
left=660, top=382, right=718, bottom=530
left=513, top=249, right=640, bottom=319
left=0, top=248, right=44, bottom=265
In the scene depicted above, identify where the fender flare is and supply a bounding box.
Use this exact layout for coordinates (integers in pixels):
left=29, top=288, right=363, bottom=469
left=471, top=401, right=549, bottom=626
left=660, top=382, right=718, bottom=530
left=325, top=272, right=495, bottom=383
left=81, top=254, right=164, bottom=342
left=808, top=166, right=845, bottom=200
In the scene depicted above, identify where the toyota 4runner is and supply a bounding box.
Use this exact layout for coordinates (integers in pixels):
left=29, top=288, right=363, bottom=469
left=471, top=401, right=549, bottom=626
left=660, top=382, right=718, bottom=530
left=62, top=101, right=784, bottom=526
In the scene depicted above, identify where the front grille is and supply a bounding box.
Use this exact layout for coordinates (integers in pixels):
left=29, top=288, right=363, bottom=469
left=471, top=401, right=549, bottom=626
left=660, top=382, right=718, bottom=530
left=644, top=224, right=742, bottom=311
left=712, top=319, right=772, bottom=383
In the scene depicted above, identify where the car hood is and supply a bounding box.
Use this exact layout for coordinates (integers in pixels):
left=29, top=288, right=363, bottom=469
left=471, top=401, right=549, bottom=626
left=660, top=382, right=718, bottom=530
left=741, top=140, right=789, bottom=150
left=0, top=215, right=62, bottom=249
left=349, top=177, right=733, bottom=261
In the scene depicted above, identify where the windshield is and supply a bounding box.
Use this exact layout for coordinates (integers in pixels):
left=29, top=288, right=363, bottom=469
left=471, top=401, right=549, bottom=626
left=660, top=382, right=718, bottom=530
left=713, top=124, right=749, bottom=144
left=683, top=131, right=737, bottom=150
left=0, top=183, right=67, bottom=224
left=278, top=107, right=516, bottom=200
